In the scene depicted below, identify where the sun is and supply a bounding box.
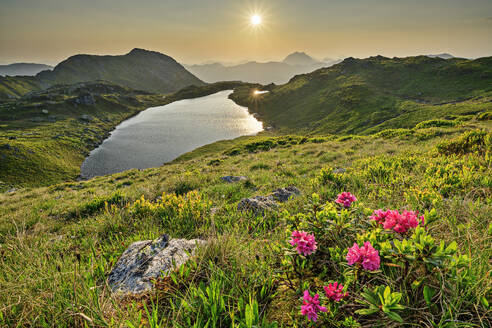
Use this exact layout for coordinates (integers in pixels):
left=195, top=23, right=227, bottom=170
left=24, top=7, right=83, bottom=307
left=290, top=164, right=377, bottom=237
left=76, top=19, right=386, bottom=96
left=251, top=14, right=262, bottom=26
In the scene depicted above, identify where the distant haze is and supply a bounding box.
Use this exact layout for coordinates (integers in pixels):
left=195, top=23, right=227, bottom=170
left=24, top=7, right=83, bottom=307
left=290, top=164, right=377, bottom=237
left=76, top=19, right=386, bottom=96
left=187, top=52, right=341, bottom=84
left=1, top=0, right=491, bottom=64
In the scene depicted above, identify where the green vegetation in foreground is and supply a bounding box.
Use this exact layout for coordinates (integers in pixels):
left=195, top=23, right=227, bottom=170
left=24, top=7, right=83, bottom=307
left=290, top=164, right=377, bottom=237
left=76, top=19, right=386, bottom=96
left=230, top=55, right=492, bottom=134
left=0, top=120, right=490, bottom=326
left=0, top=81, right=252, bottom=190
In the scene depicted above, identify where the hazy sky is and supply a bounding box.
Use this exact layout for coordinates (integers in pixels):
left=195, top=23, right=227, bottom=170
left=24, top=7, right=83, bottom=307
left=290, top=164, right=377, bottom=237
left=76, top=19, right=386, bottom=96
left=1, top=0, right=491, bottom=65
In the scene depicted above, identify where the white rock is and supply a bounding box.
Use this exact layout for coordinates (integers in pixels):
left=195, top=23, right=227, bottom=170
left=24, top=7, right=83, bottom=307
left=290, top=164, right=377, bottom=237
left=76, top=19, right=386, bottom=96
left=108, top=234, right=205, bottom=295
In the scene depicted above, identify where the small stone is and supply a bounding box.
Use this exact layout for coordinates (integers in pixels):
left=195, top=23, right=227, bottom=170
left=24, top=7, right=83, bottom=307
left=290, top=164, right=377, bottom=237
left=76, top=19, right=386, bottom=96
left=220, top=176, right=248, bottom=183
left=41, top=109, right=49, bottom=114
left=270, top=186, right=301, bottom=202
left=333, top=168, right=346, bottom=174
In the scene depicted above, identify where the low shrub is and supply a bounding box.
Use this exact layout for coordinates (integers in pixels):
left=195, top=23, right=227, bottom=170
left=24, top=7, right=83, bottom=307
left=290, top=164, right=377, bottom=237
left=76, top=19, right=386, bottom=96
left=437, top=130, right=491, bottom=156
left=476, top=111, right=492, bottom=121
left=276, top=192, right=475, bottom=326
left=130, top=191, right=211, bottom=237
left=414, top=119, right=458, bottom=129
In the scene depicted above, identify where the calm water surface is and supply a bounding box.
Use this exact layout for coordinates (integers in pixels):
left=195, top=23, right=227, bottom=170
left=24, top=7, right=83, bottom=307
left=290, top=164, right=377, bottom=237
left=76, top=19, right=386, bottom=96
left=81, top=90, right=262, bottom=178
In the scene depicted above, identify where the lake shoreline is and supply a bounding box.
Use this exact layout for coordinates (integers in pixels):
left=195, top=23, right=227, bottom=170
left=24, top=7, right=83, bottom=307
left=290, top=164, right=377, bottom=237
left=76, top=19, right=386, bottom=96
left=80, top=90, right=263, bottom=179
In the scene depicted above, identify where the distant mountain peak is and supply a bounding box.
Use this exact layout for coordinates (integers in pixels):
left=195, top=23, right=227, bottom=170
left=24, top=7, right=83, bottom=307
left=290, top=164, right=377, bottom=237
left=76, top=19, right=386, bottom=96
left=283, top=52, right=317, bottom=66
left=0, top=63, right=53, bottom=76
left=427, top=53, right=454, bottom=59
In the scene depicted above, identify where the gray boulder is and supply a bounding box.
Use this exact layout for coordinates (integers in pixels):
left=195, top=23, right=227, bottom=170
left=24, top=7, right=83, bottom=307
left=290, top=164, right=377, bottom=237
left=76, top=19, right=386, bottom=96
left=220, top=176, right=248, bottom=183
left=108, top=234, right=204, bottom=295
left=270, top=186, right=301, bottom=202
left=237, top=186, right=301, bottom=214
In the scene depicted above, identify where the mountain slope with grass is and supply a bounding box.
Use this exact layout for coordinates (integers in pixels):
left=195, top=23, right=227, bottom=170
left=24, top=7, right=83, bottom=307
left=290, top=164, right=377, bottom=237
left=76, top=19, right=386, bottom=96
left=36, top=48, right=205, bottom=93
left=0, top=75, right=42, bottom=100
left=0, top=81, right=166, bottom=188
left=230, top=55, right=492, bottom=134
left=0, top=121, right=490, bottom=327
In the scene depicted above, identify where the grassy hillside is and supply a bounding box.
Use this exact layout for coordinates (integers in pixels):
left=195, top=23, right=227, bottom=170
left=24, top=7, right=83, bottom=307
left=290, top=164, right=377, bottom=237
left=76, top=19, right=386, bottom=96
left=230, top=56, right=492, bottom=134
left=0, top=121, right=490, bottom=326
left=36, top=48, right=204, bottom=94
left=0, top=81, right=166, bottom=188
left=0, top=76, right=42, bottom=100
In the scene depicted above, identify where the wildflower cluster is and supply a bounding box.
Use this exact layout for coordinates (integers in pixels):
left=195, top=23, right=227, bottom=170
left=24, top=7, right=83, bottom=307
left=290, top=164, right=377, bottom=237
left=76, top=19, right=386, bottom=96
left=301, top=290, right=327, bottom=322
left=281, top=182, right=471, bottom=325
left=346, top=241, right=380, bottom=271
left=370, top=209, right=424, bottom=234
left=335, top=192, right=357, bottom=207
left=323, top=282, right=348, bottom=302
left=289, top=230, right=317, bottom=256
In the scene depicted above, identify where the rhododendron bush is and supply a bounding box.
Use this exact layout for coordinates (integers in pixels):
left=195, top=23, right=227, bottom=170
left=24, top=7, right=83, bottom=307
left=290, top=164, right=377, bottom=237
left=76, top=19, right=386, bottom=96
left=278, top=191, right=470, bottom=326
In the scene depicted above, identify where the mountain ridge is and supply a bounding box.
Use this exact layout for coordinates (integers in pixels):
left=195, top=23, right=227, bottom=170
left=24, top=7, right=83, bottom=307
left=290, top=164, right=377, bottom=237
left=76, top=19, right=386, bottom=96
left=230, top=55, right=492, bottom=134
left=35, top=48, right=204, bottom=93
left=0, top=63, right=53, bottom=76
left=187, top=52, right=338, bottom=84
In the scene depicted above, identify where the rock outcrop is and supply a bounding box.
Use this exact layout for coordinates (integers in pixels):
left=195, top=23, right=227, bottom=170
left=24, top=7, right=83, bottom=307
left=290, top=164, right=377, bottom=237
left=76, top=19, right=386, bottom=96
left=237, top=196, right=278, bottom=214
left=270, top=186, right=301, bottom=202
left=237, top=186, right=301, bottom=214
left=108, top=234, right=204, bottom=295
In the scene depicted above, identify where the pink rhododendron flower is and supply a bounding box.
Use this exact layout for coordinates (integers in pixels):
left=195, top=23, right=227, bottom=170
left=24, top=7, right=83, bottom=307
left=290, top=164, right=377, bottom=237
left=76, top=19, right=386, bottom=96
left=290, top=231, right=317, bottom=256
left=323, top=282, right=348, bottom=302
left=371, top=209, right=424, bottom=234
left=335, top=192, right=357, bottom=208
left=346, top=243, right=362, bottom=266
left=301, top=290, right=327, bottom=322
left=346, top=241, right=380, bottom=271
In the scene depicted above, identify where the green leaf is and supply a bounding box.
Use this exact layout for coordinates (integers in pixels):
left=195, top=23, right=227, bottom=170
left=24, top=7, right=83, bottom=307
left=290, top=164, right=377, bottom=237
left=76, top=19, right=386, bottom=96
left=361, top=291, right=378, bottom=305
left=423, top=286, right=436, bottom=306
left=481, top=296, right=489, bottom=308
left=391, top=304, right=405, bottom=310
left=392, top=292, right=402, bottom=304
left=383, top=286, right=391, bottom=301
left=445, top=241, right=457, bottom=254
left=355, top=308, right=379, bottom=316
left=385, top=311, right=403, bottom=323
